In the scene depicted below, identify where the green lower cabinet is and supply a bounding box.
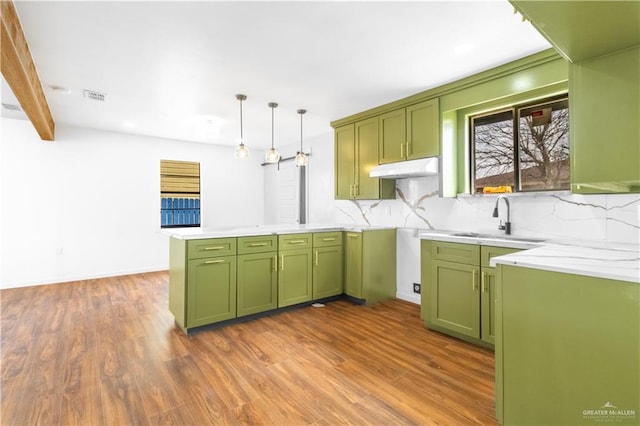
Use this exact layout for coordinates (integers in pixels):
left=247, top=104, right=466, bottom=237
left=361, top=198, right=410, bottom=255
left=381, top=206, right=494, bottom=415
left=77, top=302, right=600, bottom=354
left=422, top=240, right=519, bottom=346
left=278, top=249, right=313, bottom=307
left=313, top=245, right=344, bottom=299
left=429, top=259, right=480, bottom=339
left=344, top=232, right=363, bottom=298
left=480, top=267, right=497, bottom=345
left=496, top=265, right=640, bottom=425
left=236, top=252, right=278, bottom=317
left=344, top=229, right=397, bottom=304
left=186, top=255, right=237, bottom=327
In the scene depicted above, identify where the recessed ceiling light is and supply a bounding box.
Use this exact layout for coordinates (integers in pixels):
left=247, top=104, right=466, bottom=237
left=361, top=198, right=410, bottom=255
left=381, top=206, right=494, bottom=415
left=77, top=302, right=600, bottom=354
left=49, top=85, right=71, bottom=94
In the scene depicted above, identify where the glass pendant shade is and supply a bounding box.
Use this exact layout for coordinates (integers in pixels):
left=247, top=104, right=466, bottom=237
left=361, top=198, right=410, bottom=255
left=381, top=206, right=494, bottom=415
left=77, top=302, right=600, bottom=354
left=234, top=94, right=249, bottom=159
left=234, top=142, right=250, bottom=159
left=295, top=109, right=308, bottom=167
left=264, top=102, right=280, bottom=163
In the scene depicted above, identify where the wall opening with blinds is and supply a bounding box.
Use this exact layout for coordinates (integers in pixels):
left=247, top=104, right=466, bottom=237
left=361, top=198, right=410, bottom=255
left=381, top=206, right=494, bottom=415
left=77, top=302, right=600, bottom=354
left=160, top=160, right=200, bottom=228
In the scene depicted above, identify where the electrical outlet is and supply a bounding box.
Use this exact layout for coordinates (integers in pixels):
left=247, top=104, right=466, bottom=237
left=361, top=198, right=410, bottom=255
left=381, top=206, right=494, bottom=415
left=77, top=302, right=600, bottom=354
left=413, top=283, right=421, bottom=294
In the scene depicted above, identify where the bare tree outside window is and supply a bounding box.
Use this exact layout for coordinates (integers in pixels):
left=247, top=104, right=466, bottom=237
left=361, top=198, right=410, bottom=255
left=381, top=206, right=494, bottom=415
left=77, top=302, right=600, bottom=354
left=471, top=95, right=569, bottom=193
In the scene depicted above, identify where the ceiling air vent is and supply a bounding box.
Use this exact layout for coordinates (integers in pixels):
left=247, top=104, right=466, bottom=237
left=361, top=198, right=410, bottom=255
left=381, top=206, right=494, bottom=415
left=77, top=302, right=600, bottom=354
left=2, top=103, right=22, bottom=112
left=83, top=89, right=106, bottom=102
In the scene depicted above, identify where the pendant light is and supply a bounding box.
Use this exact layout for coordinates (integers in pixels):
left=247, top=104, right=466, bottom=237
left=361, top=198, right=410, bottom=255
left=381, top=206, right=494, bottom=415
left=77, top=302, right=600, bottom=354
left=295, top=109, right=309, bottom=167
left=264, top=102, right=281, bottom=164
left=233, top=94, right=250, bottom=159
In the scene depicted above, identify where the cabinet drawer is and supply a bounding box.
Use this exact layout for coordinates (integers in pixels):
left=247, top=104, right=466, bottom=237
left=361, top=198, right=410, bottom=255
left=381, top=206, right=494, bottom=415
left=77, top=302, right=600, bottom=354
left=278, top=233, right=312, bottom=251
left=481, top=245, right=521, bottom=267
left=431, top=241, right=480, bottom=265
left=187, top=238, right=236, bottom=259
left=313, top=232, right=342, bottom=247
left=238, top=235, right=278, bottom=254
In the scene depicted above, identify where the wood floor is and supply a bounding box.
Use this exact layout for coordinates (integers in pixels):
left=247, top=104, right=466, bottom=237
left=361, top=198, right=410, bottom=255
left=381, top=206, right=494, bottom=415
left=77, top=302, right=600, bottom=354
left=1, top=271, right=497, bottom=425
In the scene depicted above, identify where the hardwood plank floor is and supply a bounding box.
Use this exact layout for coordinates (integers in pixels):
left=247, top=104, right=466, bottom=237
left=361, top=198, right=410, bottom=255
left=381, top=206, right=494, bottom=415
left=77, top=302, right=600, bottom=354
left=1, top=271, right=497, bottom=425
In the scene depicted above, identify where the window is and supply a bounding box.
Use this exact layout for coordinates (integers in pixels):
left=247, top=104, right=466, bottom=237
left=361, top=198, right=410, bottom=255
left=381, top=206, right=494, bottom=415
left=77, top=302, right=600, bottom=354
left=160, top=160, right=200, bottom=228
left=471, top=95, right=569, bottom=193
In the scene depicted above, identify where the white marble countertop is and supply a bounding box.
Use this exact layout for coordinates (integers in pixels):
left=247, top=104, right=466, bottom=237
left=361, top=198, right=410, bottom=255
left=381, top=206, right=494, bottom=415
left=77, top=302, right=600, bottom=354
left=163, top=224, right=395, bottom=240
left=490, top=243, right=640, bottom=284
left=420, top=229, right=640, bottom=283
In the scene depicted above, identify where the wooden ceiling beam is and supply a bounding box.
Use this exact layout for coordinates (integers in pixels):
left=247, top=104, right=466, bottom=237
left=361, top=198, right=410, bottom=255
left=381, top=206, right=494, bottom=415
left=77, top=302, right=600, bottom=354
left=1, top=0, right=54, bottom=141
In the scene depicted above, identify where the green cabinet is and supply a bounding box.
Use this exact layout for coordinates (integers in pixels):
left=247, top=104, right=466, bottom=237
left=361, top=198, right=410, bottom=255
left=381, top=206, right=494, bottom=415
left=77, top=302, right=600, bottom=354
left=312, top=232, right=343, bottom=299
left=421, top=240, right=519, bottom=346
left=169, top=237, right=238, bottom=332
left=344, top=229, right=397, bottom=305
left=334, top=119, right=395, bottom=200
left=569, top=46, right=640, bottom=193
left=377, top=99, right=441, bottom=165
left=495, top=265, right=639, bottom=425
left=237, top=236, right=278, bottom=317
left=277, top=234, right=313, bottom=308
left=187, top=255, right=237, bottom=327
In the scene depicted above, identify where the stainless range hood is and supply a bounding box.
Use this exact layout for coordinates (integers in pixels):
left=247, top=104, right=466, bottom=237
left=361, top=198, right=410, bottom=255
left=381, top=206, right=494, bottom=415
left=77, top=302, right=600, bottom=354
left=369, top=157, right=439, bottom=179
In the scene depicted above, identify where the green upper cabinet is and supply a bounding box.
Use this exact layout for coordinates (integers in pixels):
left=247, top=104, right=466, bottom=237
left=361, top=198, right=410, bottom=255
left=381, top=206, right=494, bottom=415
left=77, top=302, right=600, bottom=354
left=406, top=98, right=439, bottom=160
left=569, top=46, right=640, bottom=193
left=510, top=0, right=640, bottom=63
left=334, top=119, right=396, bottom=200
left=335, top=124, right=356, bottom=200
left=378, top=108, right=406, bottom=164
left=379, top=98, right=440, bottom=164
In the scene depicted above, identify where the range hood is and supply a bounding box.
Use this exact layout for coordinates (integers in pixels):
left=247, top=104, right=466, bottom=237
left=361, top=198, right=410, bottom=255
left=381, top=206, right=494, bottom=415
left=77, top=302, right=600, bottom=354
left=370, top=157, right=439, bottom=179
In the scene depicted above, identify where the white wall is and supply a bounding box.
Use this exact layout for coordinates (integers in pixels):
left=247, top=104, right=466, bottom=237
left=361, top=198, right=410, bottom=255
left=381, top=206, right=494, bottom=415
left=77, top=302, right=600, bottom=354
left=0, top=118, right=264, bottom=288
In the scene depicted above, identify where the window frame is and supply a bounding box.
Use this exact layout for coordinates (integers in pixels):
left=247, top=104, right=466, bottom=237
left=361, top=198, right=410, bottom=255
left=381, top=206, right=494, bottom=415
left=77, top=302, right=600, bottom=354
left=468, top=93, right=569, bottom=194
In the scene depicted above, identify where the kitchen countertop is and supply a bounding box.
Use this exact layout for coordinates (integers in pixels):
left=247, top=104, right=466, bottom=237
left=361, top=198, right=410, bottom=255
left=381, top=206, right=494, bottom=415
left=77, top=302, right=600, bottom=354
left=490, top=243, right=640, bottom=284
left=163, top=224, right=396, bottom=240
left=419, top=230, right=640, bottom=283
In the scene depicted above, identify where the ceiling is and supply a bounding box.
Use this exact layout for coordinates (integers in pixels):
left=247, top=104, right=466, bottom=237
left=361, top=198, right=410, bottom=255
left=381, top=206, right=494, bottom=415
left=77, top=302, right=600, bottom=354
left=2, top=0, right=551, bottom=150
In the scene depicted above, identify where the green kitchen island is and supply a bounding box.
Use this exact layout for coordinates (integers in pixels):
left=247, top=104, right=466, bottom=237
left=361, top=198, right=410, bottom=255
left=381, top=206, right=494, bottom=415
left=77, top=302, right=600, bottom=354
left=492, top=244, right=639, bottom=425
left=165, top=224, right=396, bottom=334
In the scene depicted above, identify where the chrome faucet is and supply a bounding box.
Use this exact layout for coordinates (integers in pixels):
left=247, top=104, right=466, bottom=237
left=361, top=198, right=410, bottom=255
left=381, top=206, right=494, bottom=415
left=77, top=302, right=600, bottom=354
left=492, top=195, right=511, bottom=235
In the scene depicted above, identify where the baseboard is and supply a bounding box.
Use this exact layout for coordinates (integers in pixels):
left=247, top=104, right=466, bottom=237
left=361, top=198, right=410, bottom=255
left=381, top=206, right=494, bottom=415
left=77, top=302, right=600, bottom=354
left=396, top=291, right=420, bottom=305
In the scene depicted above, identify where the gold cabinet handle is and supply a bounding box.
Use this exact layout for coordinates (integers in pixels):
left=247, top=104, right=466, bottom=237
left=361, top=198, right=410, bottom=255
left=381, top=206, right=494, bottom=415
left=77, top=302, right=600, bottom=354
left=347, top=233, right=360, bottom=238
left=322, top=237, right=336, bottom=242
left=406, top=141, right=411, bottom=157
left=280, top=254, right=285, bottom=271
left=249, top=242, right=267, bottom=247
left=481, top=272, right=487, bottom=293
left=204, top=246, right=225, bottom=251
left=400, top=142, right=404, bottom=158
left=315, top=250, right=319, bottom=266
left=472, top=270, right=478, bottom=291
left=205, top=259, right=224, bottom=264
left=287, top=240, right=306, bottom=244
left=273, top=254, right=277, bottom=271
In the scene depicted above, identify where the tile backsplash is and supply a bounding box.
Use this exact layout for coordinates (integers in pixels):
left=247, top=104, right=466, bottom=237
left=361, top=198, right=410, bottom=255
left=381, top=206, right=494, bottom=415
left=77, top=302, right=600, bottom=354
left=335, top=176, right=640, bottom=245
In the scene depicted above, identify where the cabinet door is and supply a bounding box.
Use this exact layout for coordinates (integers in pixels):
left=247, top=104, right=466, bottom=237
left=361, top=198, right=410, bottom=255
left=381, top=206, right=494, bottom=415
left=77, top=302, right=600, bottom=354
left=344, top=232, right=363, bottom=298
left=429, top=259, right=480, bottom=339
left=278, top=249, right=313, bottom=307
left=355, top=117, right=381, bottom=199
left=335, top=124, right=356, bottom=199
left=237, top=252, right=278, bottom=317
left=313, top=245, right=344, bottom=299
left=187, top=256, right=237, bottom=327
left=378, top=108, right=406, bottom=164
left=406, top=98, right=439, bottom=160
left=481, top=267, right=497, bottom=345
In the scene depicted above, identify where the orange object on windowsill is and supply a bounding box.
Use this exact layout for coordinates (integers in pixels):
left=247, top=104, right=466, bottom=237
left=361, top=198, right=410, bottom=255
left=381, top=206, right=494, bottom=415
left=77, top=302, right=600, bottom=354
left=482, top=186, right=513, bottom=194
